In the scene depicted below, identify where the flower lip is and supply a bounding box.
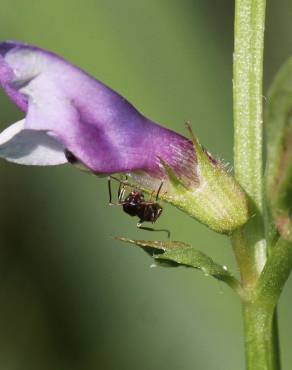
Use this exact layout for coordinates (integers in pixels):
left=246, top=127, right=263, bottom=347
left=0, top=40, right=197, bottom=184
left=0, top=120, right=67, bottom=165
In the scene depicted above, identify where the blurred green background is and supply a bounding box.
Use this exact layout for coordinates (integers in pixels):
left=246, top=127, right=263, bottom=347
left=0, top=1, right=291, bottom=369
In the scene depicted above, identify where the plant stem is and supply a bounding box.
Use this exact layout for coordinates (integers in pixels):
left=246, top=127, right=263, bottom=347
left=233, top=0, right=266, bottom=275
left=257, top=238, right=292, bottom=307
left=233, top=0, right=265, bottom=209
left=240, top=238, right=291, bottom=370
left=233, top=0, right=267, bottom=284
left=232, top=1, right=282, bottom=369
left=242, top=303, right=280, bottom=370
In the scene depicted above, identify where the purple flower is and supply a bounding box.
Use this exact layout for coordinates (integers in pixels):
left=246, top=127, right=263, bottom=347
left=0, top=41, right=249, bottom=233
left=0, top=41, right=196, bottom=185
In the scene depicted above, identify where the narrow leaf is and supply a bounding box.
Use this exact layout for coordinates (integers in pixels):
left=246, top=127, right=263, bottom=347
left=116, top=237, right=242, bottom=292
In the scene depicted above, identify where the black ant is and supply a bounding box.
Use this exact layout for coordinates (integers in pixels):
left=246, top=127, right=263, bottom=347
left=108, top=177, right=170, bottom=238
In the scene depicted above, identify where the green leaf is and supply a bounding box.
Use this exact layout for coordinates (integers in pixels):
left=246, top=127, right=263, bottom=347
left=265, top=58, right=292, bottom=241
left=116, top=237, right=242, bottom=293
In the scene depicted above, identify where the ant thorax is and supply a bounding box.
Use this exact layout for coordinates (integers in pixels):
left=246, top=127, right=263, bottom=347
left=108, top=177, right=169, bottom=237
left=122, top=190, right=162, bottom=223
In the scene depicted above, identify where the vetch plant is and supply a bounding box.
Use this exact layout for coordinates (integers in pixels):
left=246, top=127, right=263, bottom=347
left=0, top=1, right=291, bottom=369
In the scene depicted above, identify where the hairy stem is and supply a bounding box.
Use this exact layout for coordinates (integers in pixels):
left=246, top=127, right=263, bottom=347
left=231, top=1, right=282, bottom=369
left=233, top=0, right=266, bottom=284
left=233, top=0, right=265, bottom=209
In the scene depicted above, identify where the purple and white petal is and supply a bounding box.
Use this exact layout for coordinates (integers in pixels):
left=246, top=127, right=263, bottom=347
left=0, top=41, right=197, bottom=182
left=0, top=120, right=67, bottom=165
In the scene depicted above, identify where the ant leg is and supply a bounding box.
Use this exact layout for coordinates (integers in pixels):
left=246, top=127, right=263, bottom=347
left=117, top=182, right=124, bottom=202
left=156, top=181, right=164, bottom=201
left=119, top=186, right=127, bottom=203
left=108, top=177, right=124, bottom=206
left=111, top=174, right=128, bottom=186
left=137, top=221, right=170, bottom=239
left=108, top=177, right=113, bottom=204
left=148, top=180, right=164, bottom=202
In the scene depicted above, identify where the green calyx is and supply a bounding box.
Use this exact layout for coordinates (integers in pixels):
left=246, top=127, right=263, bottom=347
left=159, top=123, right=250, bottom=234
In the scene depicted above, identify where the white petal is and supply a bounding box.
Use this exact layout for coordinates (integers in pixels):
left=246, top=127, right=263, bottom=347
left=0, top=120, right=67, bottom=165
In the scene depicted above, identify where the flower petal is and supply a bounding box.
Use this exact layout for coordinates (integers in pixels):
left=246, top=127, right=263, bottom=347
left=0, top=120, right=67, bottom=165
left=0, top=41, right=196, bottom=180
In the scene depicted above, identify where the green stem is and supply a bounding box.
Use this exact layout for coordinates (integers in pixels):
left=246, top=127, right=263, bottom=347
left=257, top=238, right=292, bottom=307
left=233, top=0, right=265, bottom=207
left=243, top=303, right=280, bottom=370
left=232, top=0, right=282, bottom=369
left=233, top=0, right=266, bottom=284
left=240, top=238, right=291, bottom=370
left=239, top=238, right=292, bottom=370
